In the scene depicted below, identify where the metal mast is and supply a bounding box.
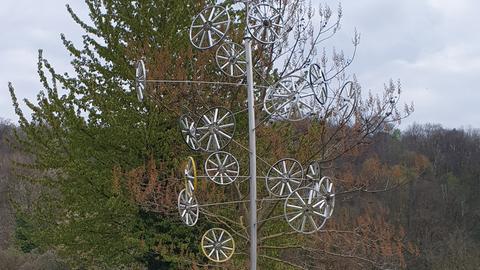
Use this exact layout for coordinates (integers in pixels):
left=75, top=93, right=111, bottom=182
left=244, top=31, right=257, bottom=270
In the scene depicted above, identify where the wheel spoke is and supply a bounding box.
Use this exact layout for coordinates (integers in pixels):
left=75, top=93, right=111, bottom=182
left=286, top=203, right=303, bottom=210
left=309, top=215, right=318, bottom=231
left=212, top=9, right=226, bottom=22
left=300, top=215, right=307, bottom=231
left=288, top=211, right=303, bottom=223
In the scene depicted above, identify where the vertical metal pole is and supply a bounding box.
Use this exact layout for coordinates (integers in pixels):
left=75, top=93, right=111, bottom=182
left=244, top=35, right=257, bottom=269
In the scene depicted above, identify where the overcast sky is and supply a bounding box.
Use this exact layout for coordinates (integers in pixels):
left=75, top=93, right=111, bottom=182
left=1, top=0, right=479, bottom=129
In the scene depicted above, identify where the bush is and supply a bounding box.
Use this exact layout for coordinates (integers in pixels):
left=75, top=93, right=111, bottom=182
left=0, top=249, right=68, bottom=270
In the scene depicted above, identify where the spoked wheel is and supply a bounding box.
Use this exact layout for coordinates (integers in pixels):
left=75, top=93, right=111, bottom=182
left=179, top=115, right=199, bottom=151
left=284, top=187, right=330, bottom=234
left=336, top=81, right=357, bottom=119
left=135, top=60, right=146, bottom=102
left=264, top=76, right=316, bottom=121
left=178, top=188, right=199, bottom=227
left=216, top=41, right=247, bottom=77
left=205, top=151, right=240, bottom=185
left=266, top=158, right=304, bottom=197
left=201, top=228, right=235, bottom=262
left=315, top=176, right=335, bottom=218
left=189, top=5, right=231, bottom=50
left=247, top=3, right=284, bottom=44
left=386, top=92, right=399, bottom=115
left=306, top=160, right=321, bottom=185
left=184, top=157, right=198, bottom=196
left=196, top=107, right=236, bottom=152
left=309, top=64, right=328, bottom=105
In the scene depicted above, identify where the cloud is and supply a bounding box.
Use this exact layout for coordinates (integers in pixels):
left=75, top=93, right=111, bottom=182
left=0, top=0, right=86, bottom=122
left=309, top=0, right=480, bottom=128
left=1, top=0, right=479, bottom=129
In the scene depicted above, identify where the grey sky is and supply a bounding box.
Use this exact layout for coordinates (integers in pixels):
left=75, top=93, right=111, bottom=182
left=1, top=0, right=479, bottom=129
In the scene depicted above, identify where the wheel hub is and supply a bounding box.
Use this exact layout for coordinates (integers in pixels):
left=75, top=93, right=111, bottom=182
left=209, top=123, right=218, bottom=133
left=204, top=21, right=213, bottom=30
left=281, top=174, right=291, bottom=183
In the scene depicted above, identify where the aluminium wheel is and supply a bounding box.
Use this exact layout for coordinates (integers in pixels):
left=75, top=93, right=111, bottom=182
left=189, top=5, right=231, bottom=50
left=306, top=160, right=321, bottom=184
left=216, top=41, right=247, bottom=77
left=205, top=151, right=240, bottom=185
left=135, top=60, right=146, bottom=102
left=265, top=158, right=303, bottom=197
left=201, top=228, right=235, bottom=262
left=284, top=187, right=330, bottom=234
left=178, top=188, right=199, bottom=227
left=264, top=76, right=316, bottom=121
left=314, top=176, right=335, bottom=218
left=247, top=3, right=284, bottom=44
left=179, top=115, right=200, bottom=151
left=309, top=63, right=328, bottom=105
left=184, top=156, right=198, bottom=196
left=196, top=107, right=236, bottom=152
left=336, top=81, right=357, bottom=119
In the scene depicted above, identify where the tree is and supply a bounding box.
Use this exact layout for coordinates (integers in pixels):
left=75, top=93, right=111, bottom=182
left=9, top=0, right=208, bottom=268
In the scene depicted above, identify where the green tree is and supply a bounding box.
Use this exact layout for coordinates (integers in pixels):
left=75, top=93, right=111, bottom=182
left=8, top=0, right=210, bottom=268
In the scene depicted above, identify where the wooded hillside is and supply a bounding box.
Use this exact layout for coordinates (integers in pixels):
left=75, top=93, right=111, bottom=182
left=1, top=121, right=478, bottom=269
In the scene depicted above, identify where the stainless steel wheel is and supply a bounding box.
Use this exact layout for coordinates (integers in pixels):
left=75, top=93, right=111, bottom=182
left=179, top=114, right=199, bottom=151
left=264, top=76, right=316, bottom=121
left=266, top=158, right=303, bottom=197
left=247, top=3, right=284, bottom=44
left=196, top=107, right=236, bottom=152
left=315, top=176, right=335, bottom=218
left=336, top=81, right=357, bottom=118
left=309, top=64, right=328, bottom=105
left=284, top=187, right=330, bottom=234
left=306, top=160, right=321, bottom=184
left=201, top=228, right=235, bottom=262
left=190, top=5, right=231, bottom=50
left=184, top=157, right=198, bottom=196
left=178, top=188, right=199, bottom=227
left=216, top=41, right=247, bottom=77
left=205, top=151, right=240, bottom=185
left=135, top=60, right=146, bottom=102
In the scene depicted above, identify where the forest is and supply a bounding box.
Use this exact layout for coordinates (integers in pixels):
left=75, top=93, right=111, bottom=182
left=0, top=0, right=479, bottom=269
left=1, top=120, right=479, bottom=269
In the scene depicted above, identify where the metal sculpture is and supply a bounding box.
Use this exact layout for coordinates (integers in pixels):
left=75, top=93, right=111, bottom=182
left=131, top=1, right=346, bottom=267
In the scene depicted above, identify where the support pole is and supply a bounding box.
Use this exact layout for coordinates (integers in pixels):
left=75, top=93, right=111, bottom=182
left=244, top=35, right=257, bottom=270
